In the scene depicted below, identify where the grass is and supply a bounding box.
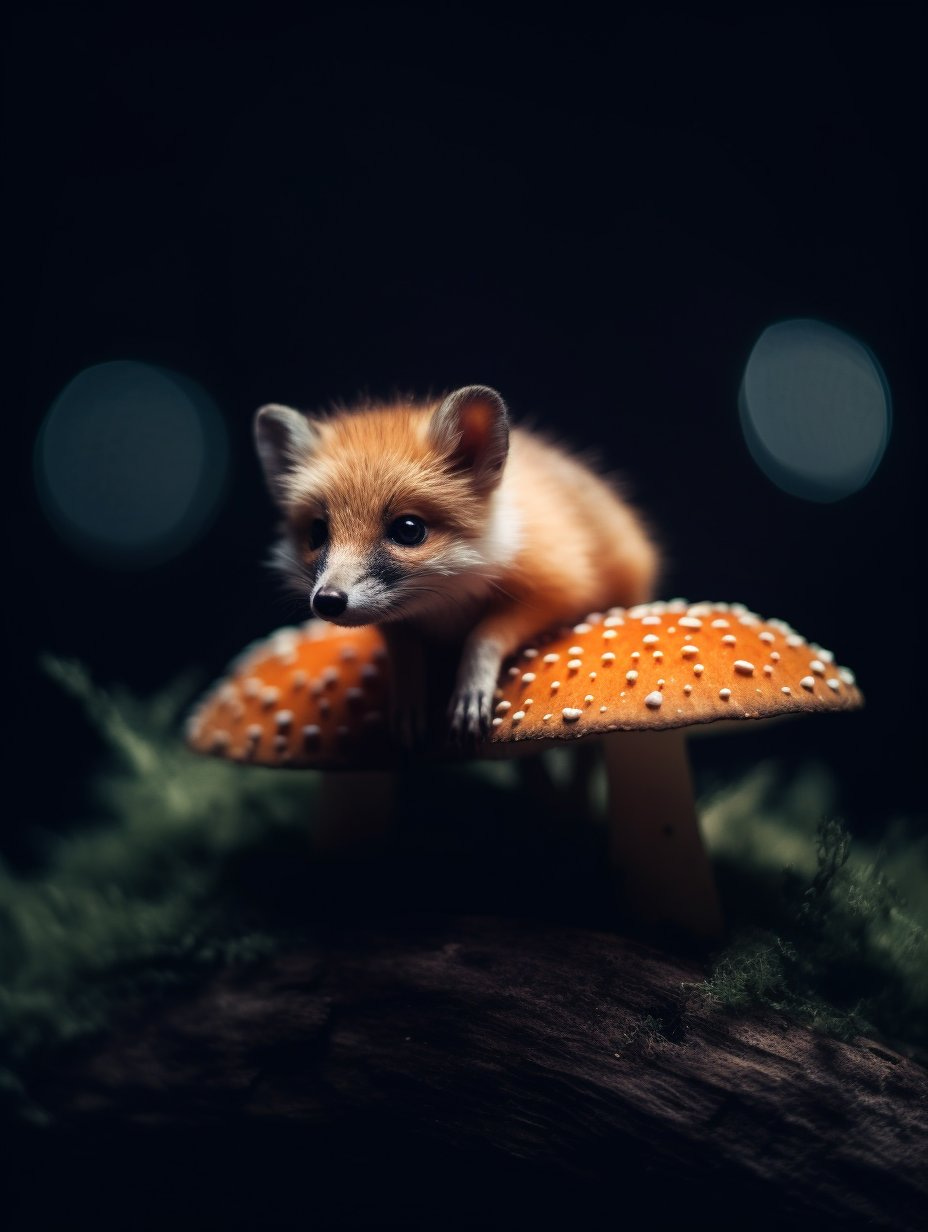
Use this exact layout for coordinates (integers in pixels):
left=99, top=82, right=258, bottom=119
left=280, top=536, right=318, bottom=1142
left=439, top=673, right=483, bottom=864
left=0, top=659, right=925, bottom=1121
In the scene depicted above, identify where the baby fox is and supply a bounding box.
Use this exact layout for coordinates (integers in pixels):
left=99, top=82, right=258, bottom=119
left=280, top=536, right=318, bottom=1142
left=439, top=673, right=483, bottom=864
left=255, top=385, right=659, bottom=742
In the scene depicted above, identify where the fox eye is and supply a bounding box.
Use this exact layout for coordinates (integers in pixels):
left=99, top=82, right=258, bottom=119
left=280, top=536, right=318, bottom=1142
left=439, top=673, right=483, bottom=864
left=388, top=515, right=427, bottom=546
left=308, top=519, right=328, bottom=550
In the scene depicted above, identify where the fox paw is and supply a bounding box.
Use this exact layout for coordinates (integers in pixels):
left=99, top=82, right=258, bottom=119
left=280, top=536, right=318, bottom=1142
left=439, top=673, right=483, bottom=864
left=448, top=687, right=491, bottom=741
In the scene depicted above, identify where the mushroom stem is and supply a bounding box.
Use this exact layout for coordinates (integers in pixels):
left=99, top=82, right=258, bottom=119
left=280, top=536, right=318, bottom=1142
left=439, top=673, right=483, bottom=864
left=602, top=729, right=723, bottom=939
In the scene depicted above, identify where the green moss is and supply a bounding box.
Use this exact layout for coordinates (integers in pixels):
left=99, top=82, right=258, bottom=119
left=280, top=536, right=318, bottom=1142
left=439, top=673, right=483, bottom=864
left=1, top=662, right=926, bottom=1123
left=699, top=774, right=928, bottom=1056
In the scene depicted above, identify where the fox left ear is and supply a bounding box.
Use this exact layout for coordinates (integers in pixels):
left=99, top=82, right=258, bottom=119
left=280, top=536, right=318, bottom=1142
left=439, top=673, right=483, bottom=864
left=429, top=385, right=510, bottom=490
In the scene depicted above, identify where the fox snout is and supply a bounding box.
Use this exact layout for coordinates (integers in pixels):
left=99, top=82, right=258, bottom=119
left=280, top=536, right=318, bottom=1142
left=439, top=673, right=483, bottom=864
left=311, top=587, right=348, bottom=618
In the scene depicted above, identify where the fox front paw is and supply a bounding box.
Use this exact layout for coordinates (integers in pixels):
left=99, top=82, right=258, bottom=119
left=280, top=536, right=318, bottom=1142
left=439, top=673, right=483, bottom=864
left=448, top=686, right=492, bottom=741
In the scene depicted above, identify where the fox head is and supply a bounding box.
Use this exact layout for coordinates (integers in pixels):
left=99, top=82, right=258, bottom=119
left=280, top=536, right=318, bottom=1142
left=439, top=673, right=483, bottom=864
left=254, top=385, right=516, bottom=628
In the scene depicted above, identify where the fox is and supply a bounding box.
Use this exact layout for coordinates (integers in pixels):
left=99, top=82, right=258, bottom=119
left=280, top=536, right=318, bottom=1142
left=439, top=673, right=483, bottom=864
left=254, top=385, right=660, bottom=743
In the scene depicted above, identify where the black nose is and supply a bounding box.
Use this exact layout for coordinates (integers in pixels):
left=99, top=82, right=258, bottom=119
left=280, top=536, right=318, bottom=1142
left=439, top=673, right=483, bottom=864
left=312, top=588, right=348, bottom=618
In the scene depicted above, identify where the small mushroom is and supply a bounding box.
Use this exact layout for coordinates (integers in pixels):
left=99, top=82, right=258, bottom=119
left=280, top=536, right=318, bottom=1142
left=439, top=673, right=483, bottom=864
left=483, top=600, right=863, bottom=937
left=186, top=600, right=863, bottom=938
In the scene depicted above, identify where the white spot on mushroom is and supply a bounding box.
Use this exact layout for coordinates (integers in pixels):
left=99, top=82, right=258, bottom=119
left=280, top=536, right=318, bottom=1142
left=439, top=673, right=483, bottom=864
left=601, top=652, right=616, bottom=663
left=543, top=652, right=560, bottom=664
left=759, top=631, right=775, bottom=644
left=787, top=634, right=803, bottom=648
left=523, top=699, right=533, bottom=708
left=246, top=724, right=262, bottom=744
left=603, top=616, right=624, bottom=628
left=652, top=650, right=664, bottom=661
left=261, top=686, right=281, bottom=709
left=657, top=679, right=665, bottom=688
left=644, top=691, right=663, bottom=709
left=275, top=709, right=293, bottom=730
left=763, top=665, right=774, bottom=676
left=318, top=698, right=331, bottom=716
left=321, top=666, right=340, bottom=687
left=589, top=671, right=597, bottom=680
left=522, top=672, right=536, bottom=684
left=523, top=647, right=539, bottom=659
left=491, top=717, right=503, bottom=727
left=810, top=659, right=826, bottom=676
left=631, top=651, right=641, bottom=661
left=641, top=615, right=662, bottom=625
left=719, top=688, right=732, bottom=700
left=568, top=646, right=584, bottom=657
left=642, top=633, right=659, bottom=646
left=722, top=634, right=737, bottom=647
left=543, top=713, right=552, bottom=722
left=584, top=694, right=594, bottom=704
left=495, top=700, right=511, bottom=714
left=550, top=680, right=560, bottom=691
left=679, top=616, right=703, bottom=629
left=781, top=687, right=791, bottom=695
left=292, top=670, right=308, bottom=691
left=573, top=623, right=592, bottom=634
left=827, top=678, right=841, bottom=691
left=800, top=676, right=815, bottom=691
left=626, top=670, right=639, bottom=682
left=710, top=618, right=730, bottom=629
left=681, top=644, right=699, bottom=657
left=507, top=666, right=520, bottom=678
left=839, top=667, right=856, bottom=686
left=273, top=735, right=289, bottom=754
left=567, top=659, right=582, bottom=670
left=683, top=684, right=693, bottom=695
left=210, top=730, right=230, bottom=753
left=562, top=708, right=583, bottom=722
left=770, top=651, right=781, bottom=662
left=599, top=704, right=608, bottom=713
left=512, top=710, right=525, bottom=722
left=734, top=660, right=755, bottom=675
left=693, top=664, right=705, bottom=675
left=243, top=677, right=262, bottom=699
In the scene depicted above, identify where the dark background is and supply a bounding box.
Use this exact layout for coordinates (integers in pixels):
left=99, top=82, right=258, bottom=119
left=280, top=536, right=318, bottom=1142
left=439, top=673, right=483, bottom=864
left=3, top=4, right=924, bottom=849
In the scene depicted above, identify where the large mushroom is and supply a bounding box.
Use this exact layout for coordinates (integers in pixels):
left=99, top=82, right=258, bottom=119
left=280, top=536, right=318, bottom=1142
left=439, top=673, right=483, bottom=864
left=186, top=600, right=863, bottom=937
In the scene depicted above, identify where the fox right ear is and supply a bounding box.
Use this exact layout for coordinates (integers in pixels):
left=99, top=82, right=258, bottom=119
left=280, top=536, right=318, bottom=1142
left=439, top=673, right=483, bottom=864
left=429, top=385, right=510, bottom=491
left=254, top=404, right=319, bottom=505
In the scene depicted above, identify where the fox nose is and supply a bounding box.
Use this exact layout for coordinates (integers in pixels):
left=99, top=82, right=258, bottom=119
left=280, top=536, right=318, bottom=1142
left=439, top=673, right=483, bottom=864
left=312, top=587, right=348, bottom=618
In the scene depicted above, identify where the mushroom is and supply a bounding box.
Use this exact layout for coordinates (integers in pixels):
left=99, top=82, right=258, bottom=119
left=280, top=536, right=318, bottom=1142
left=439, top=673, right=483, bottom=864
left=186, top=600, right=863, bottom=938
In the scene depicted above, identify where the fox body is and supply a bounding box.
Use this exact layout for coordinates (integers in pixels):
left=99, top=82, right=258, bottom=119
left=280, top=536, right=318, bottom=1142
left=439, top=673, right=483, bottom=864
left=255, top=385, right=659, bottom=740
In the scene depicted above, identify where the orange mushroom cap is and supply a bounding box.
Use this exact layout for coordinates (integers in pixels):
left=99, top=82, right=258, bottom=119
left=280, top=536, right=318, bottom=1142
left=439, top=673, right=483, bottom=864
left=185, top=600, right=863, bottom=767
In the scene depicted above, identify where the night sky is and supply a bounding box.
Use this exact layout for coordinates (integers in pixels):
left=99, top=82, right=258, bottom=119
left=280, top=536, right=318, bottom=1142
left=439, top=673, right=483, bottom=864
left=4, top=5, right=924, bottom=846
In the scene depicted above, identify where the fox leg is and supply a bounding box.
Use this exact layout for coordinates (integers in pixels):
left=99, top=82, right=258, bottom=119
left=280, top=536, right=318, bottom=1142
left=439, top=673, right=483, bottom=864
left=449, top=607, right=545, bottom=739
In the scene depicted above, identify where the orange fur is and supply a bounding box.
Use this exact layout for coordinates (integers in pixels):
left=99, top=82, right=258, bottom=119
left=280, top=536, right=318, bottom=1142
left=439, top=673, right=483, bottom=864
left=255, top=388, right=660, bottom=739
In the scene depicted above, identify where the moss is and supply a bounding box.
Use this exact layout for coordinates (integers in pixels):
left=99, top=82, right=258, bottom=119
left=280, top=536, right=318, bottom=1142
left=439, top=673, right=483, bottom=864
left=1, top=662, right=926, bottom=1122
left=699, top=776, right=928, bottom=1056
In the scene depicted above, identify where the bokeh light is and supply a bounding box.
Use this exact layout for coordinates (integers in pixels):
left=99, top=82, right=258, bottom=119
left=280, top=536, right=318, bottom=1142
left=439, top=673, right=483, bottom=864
left=739, top=319, right=891, bottom=502
left=35, top=361, right=229, bottom=567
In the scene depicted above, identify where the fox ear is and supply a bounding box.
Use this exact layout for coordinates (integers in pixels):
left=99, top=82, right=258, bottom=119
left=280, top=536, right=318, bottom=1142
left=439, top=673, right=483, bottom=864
left=254, top=404, right=319, bottom=505
left=429, top=385, right=510, bottom=489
